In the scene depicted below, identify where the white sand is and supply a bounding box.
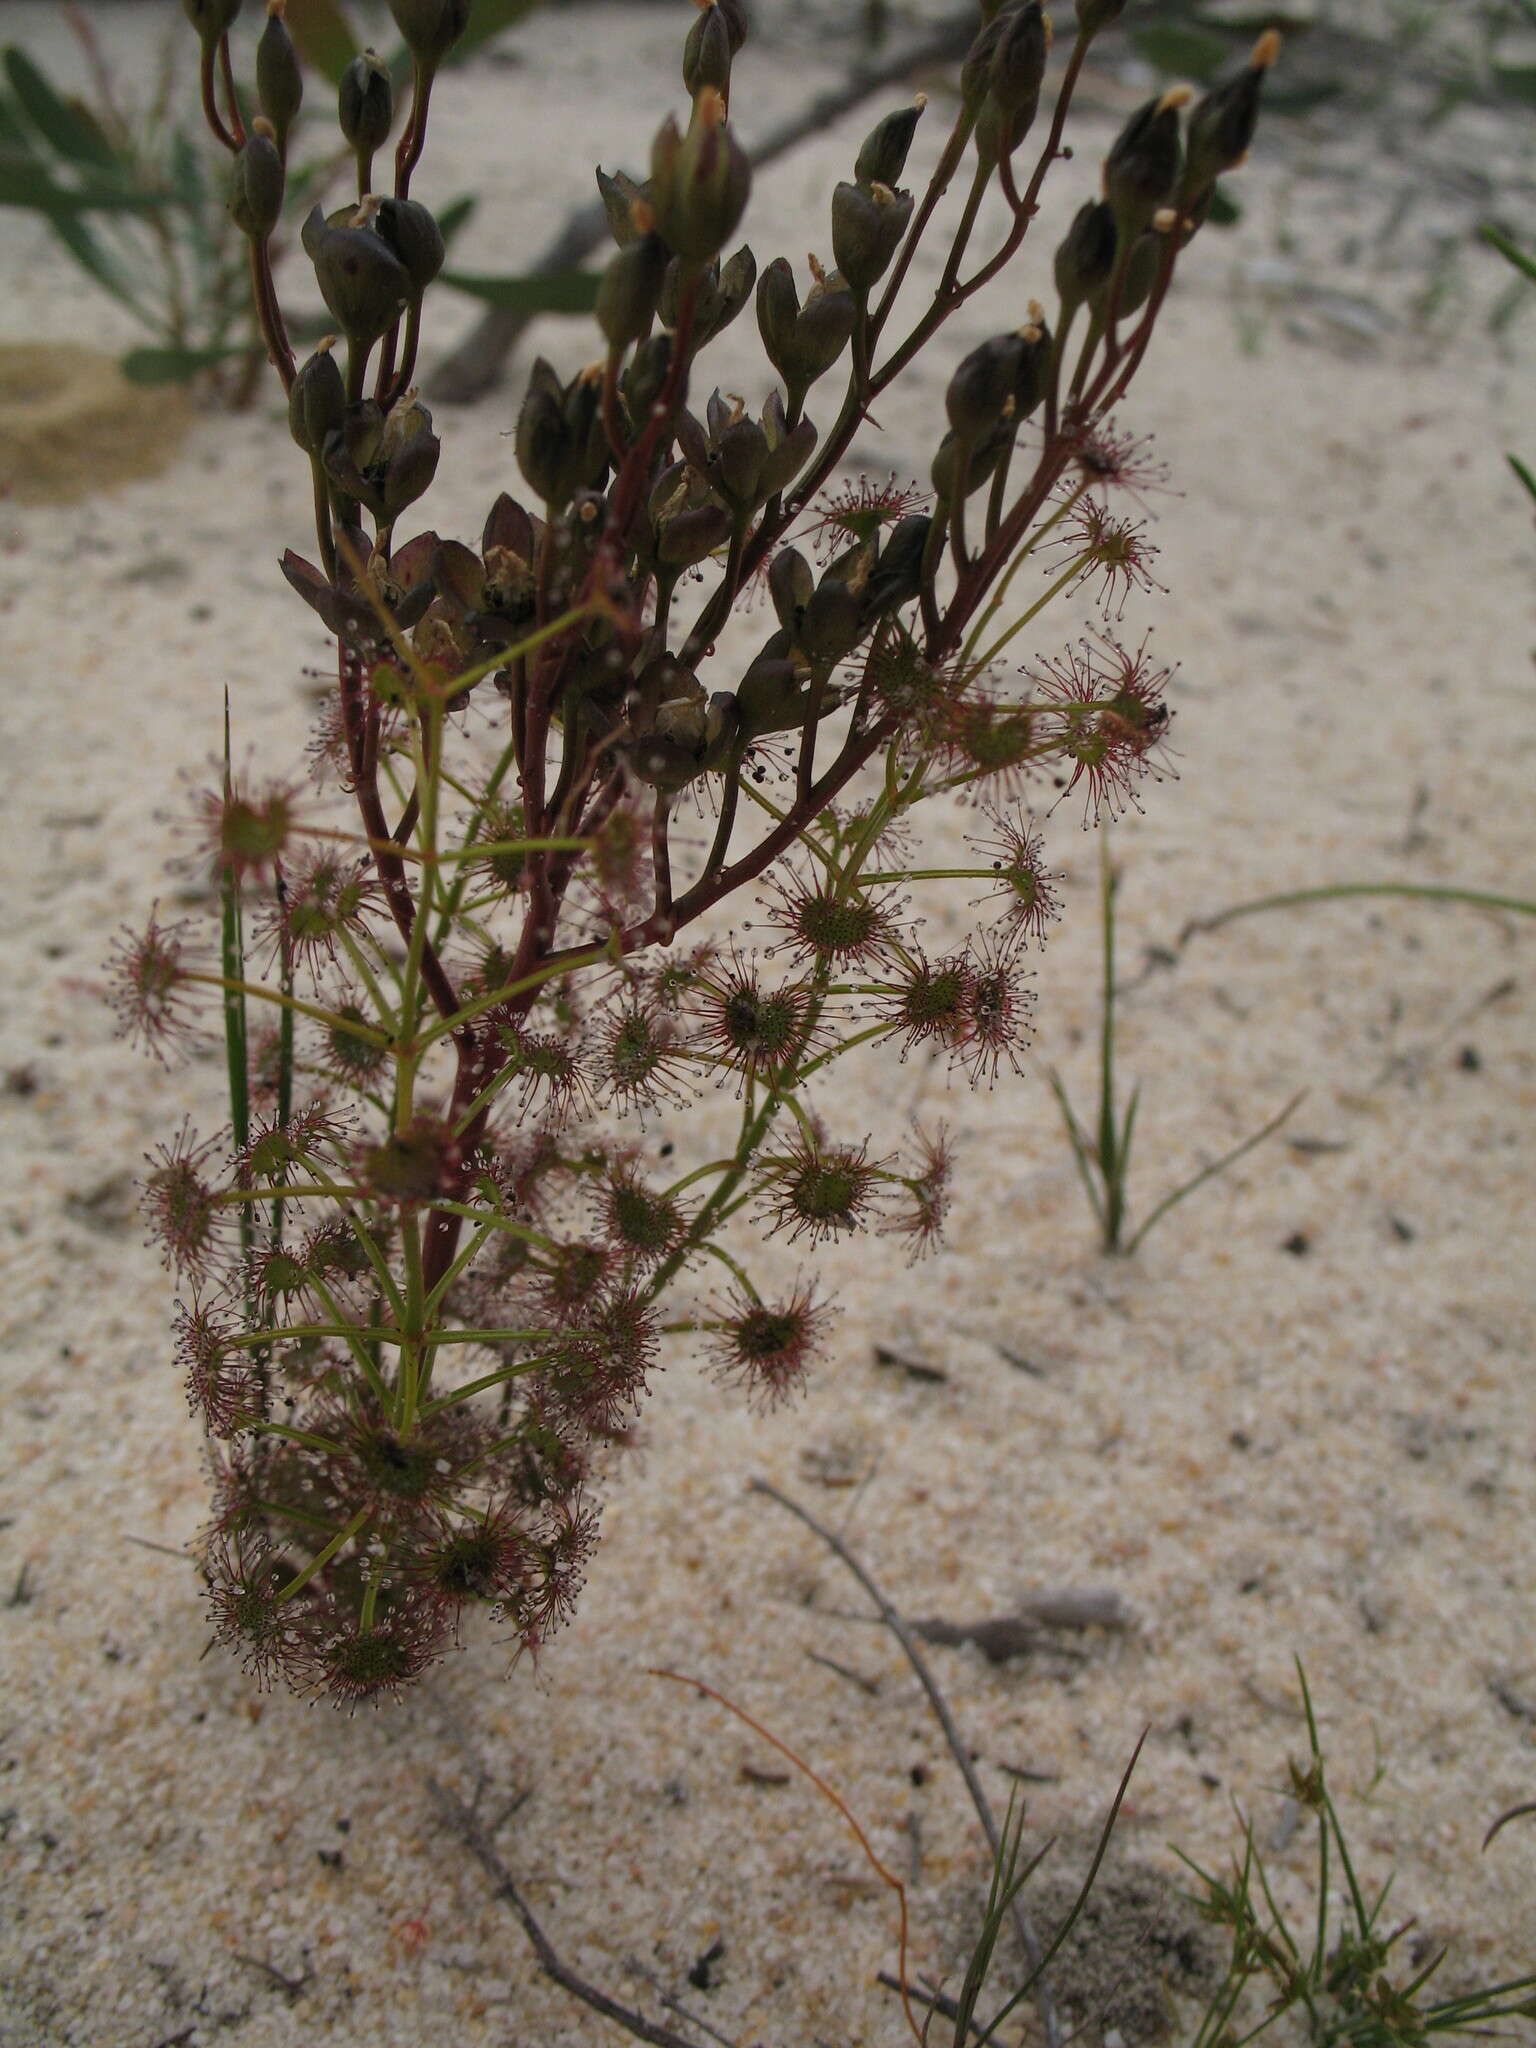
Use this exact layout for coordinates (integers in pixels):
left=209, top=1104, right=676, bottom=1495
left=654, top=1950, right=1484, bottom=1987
left=1, top=4, right=1532, bottom=2043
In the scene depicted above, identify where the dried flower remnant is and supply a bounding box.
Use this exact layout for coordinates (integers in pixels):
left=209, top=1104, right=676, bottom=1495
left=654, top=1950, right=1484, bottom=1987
left=118, top=0, right=1280, bottom=1698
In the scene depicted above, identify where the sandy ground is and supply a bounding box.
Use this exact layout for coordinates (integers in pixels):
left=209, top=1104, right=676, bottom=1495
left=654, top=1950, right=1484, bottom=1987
left=1, top=3, right=1533, bottom=2044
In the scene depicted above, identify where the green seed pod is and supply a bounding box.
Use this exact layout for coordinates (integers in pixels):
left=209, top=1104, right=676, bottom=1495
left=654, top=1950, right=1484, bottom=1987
left=691, top=243, right=757, bottom=348
left=683, top=3, right=733, bottom=100
left=622, top=332, right=672, bottom=426
left=287, top=341, right=347, bottom=453
left=650, top=91, right=751, bottom=264
left=790, top=265, right=856, bottom=385
left=854, top=99, right=925, bottom=189
left=714, top=414, right=768, bottom=510
left=988, top=2, right=1048, bottom=119
left=516, top=359, right=603, bottom=510
left=976, top=2, right=1048, bottom=162
left=798, top=575, right=863, bottom=665
left=755, top=256, right=800, bottom=368
left=861, top=512, right=932, bottom=616
left=946, top=332, right=1023, bottom=442
left=931, top=423, right=1011, bottom=501
left=1054, top=198, right=1117, bottom=313
left=1089, top=230, right=1160, bottom=318
left=597, top=232, right=668, bottom=351
left=596, top=168, right=649, bottom=249
left=380, top=394, right=440, bottom=515
left=483, top=490, right=535, bottom=562
left=757, top=409, right=816, bottom=500
left=768, top=547, right=813, bottom=633
left=714, top=0, right=748, bottom=54
left=312, top=221, right=412, bottom=349
left=341, top=397, right=385, bottom=473
left=183, top=0, right=243, bottom=47
left=830, top=180, right=912, bottom=296
left=374, top=196, right=446, bottom=296
left=387, top=0, right=471, bottom=64
left=1185, top=32, right=1280, bottom=196
left=228, top=125, right=285, bottom=239
left=1011, top=313, right=1052, bottom=421
left=1103, top=89, right=1188, bottom=237
left=656, top=498, right=732, bottom=570
left=256, top=2, right=303, bottom=156
left=735, top=633, right=811, bottom=741
left=339, top=49, right=392, bottom=159
left=959, top=13, right=1005, bottom=109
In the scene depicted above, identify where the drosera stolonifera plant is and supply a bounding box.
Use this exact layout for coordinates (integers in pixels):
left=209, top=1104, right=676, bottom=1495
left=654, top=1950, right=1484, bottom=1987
left=113, top=0, right=1280, bottom=1703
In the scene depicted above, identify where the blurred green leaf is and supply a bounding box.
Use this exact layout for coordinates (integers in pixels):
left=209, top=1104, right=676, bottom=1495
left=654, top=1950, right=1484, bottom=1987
left=1261, top=79, right=1346, bottom=115
left=1508, top=453, right=1536, bottom=505
left=1481, top=220, right=1536, bottom=285
left=2, top=45, right=119, bottom=168
left=1131, top=22, right=1229, bottom=82
left=0, top=90, right=35, bottom=152
left=1492, top=61, right=1536, bottom=108
left=439, top=266, right=601, bottom=314
left=1208, top=182, right=1241, bottom=227
left=0, top=158, right=167, bottom=214
left=454, top=0, right=542, bottom=61
left=284, top=0, right=360, bottom=88
left=47, top=209, right=146, bottom=315
left=435, top=193, right=477, bottom=252
left=123, top=342, right=253, bottom=384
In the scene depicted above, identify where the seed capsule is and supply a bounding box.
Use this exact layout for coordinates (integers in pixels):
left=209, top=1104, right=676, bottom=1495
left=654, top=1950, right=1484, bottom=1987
left=182, top=0, right=243, bottom=47
left=946, top=332, right=1024, bottom=442
left=854, top=99, right=925, bottom=189
left=1103, top=88, right=1189, bottom=237
left=387, top=0, right=471, bottom=64
left=650, top=90, right=751, bottom=265
left=683, top=3, right=734, bottom=100
left=597, top=233, right=669, bottom=351
left=287, top=341, right=347, bottom=454
left=339, top=49, right=393, bottom=166
left=830, top=180, right=912, bottom=296
left=373, top=197, right=445, bottom=296
left=256, top=2, right=303, bottom=156
left=228, top=125, right=285, bottom=239
left=312, top=221, right=412, bottom=349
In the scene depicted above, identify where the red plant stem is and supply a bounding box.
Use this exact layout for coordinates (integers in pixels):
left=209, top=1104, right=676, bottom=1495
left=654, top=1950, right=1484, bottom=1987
left=395, top=60, right=434, bottom=202
left=248, top=241, right=295, bottom=392
left=336, top=642, right=466, bottom=1044
left=199, top=42, right=237, bottom=151
left=217, top=33, right=246, bottom=146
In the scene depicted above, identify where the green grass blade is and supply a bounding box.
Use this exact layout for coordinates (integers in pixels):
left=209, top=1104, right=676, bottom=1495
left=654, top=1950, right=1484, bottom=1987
left=1046, top=1067, right=1108, bottom=1235
left=220, top=698, right=254, bottom=1311
left=1124, top=1090, right=1303, bottom=1256
left=973, top=1731, right=1146, bottom=2047
left=1182, top=881, right=1536, bottom=946
left=1479, top=219, right=1536, bottom=285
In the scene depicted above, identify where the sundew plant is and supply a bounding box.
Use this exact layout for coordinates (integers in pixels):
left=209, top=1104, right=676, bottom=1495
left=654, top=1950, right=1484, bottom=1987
left=114, top=0, right=1279, bottom=1703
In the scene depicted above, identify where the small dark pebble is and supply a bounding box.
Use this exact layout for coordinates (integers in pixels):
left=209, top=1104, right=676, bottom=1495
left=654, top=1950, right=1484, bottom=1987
left=1388, top=1215, right=1415, bottom=1242
left=317, top=1849, right=343, bottom=1869
left=688, top=1938, right=726, bottom=1991
left=1282, top=1231, right=1310, bottom=1256
left=1458, top=1045, right=1482, bottom=1071
left=1229, top=1430, right=1251, bottom=1451
left=910, top=1763, right=928, bottom=1787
